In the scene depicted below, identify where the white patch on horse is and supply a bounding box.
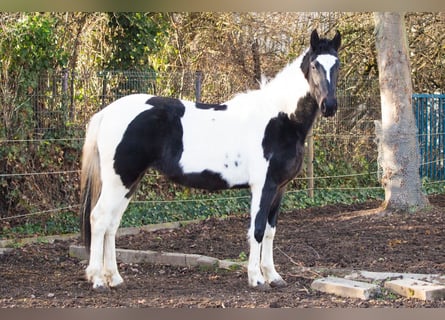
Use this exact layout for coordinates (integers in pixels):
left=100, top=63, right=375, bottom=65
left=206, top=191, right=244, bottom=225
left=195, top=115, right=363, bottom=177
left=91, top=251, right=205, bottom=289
left=179, top=97, right=272, bottom=188
left=179, top=104, right=247, bottom=186
left=316, top=54, right=338, bottom=84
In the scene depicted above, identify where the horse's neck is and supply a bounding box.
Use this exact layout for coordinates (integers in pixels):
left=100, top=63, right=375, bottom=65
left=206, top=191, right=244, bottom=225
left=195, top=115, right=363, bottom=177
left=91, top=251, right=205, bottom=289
left=260, top=57, right=311, bottom=117
left=227, top=54, right=313, bottom=127
left=291, top=93, right=319, bottom=139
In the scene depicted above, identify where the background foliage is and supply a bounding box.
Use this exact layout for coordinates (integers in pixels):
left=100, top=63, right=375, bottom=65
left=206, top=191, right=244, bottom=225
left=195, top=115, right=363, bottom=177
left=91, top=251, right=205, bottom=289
left=0, top=12, right=444, bottom=238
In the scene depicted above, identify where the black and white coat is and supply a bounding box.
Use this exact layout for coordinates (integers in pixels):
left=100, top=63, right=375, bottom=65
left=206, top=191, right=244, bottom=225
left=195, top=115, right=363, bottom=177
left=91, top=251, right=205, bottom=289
left=80, top=30, right=341, bottom=290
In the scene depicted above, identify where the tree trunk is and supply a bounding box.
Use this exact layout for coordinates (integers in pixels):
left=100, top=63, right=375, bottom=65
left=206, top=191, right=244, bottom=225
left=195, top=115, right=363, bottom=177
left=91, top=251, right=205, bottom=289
left=374, top=12, right=429, bottom=212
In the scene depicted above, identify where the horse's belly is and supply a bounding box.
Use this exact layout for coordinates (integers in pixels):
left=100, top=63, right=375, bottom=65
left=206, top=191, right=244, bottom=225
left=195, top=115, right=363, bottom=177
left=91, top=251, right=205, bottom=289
left=169, top=169, right=249, bottom=191
left=179, top=148, right=250, bottom=188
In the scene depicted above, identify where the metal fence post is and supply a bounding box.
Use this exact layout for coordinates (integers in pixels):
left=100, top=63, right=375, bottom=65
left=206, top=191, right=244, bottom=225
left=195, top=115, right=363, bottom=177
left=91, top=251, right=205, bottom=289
left=70, top=70, right=75, bottom=121
left=61, top=68, right=71, bottom=121
left=101, top=72, right=107, bottom=108
left=195, top=71, right=203, bottom=103
left=307, top=127, right=314, bottom=198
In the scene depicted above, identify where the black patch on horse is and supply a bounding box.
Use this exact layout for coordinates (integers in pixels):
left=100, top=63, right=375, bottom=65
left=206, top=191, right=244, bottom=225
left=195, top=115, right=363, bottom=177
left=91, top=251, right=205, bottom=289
left=262, top=112, right=305, bottom=182
left=292, top=93, right=320, bottom=136
left=170, top=170, right=229, bottom=190
left=195, top=102, right=228, bottom=111
left=145, top=96, right=187, bottom=117
left=115, top=98, right=186, bottom=197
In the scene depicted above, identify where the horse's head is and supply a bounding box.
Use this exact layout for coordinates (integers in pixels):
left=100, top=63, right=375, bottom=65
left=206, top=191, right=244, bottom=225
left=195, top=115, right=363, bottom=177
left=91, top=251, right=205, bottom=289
left=301, top=29, right=341, bottom=117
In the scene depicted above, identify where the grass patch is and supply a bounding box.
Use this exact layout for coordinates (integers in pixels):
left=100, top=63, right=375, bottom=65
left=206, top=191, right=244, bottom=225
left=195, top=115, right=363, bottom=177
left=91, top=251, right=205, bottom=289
left=2, top=180, right=444, bottom=240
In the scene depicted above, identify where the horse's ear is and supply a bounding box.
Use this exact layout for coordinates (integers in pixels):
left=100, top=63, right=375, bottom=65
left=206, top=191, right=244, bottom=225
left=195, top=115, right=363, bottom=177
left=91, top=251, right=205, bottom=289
left=310, top=29, right=319, bottom=50
left=332, top=30, right=341, bottom=51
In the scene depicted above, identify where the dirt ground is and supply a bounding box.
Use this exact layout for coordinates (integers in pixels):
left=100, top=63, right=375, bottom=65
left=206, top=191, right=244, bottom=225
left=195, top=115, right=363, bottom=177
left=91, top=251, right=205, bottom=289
left=1, top=194, right=445, bottom=308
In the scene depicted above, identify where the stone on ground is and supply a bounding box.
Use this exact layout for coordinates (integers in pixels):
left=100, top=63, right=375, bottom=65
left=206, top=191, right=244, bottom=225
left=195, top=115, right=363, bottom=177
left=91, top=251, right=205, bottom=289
left=384, top=278, right=445, bottom=301
left=311, top=276, right=380, bottom=300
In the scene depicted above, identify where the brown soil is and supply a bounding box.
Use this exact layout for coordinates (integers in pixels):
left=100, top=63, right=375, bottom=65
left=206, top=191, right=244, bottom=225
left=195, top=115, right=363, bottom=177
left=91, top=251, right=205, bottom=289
left=1, top=195, right=445, bottom=307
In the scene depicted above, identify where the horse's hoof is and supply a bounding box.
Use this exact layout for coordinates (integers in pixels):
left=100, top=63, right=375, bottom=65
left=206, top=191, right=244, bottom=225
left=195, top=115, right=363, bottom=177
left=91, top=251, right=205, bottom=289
left=108, top=276, right=125, bottom=289
left=252, top=281, right=271, bottom=291
left=92, top=284, right=110, bottom=292
left=269, top=278, right=288, bottom=288
left=110, top=282, right=126, bottom=290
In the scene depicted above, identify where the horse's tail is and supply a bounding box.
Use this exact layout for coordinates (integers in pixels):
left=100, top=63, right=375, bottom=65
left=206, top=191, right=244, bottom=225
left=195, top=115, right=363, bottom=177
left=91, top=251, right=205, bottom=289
left=80, top=112, right=103, bottom=253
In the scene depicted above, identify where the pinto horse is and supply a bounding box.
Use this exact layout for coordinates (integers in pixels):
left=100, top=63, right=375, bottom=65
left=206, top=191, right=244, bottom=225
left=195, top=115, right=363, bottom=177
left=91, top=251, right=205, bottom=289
left=80, top=29, right=341, bottom=290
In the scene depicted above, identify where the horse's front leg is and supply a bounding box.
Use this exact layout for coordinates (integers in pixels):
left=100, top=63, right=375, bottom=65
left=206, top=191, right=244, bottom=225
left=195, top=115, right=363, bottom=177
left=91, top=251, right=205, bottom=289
left=247, top=184, right=265, bottom=288
left=247, top=182, right=278, bottom=289
left=260, top=188, right=287, bottom=288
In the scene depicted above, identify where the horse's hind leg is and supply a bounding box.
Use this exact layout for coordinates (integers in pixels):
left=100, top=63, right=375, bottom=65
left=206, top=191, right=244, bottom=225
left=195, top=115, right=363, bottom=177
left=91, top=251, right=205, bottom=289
left=86, top=181, right=129, bottom=290
left=103, top=192, right=130, bottom=288
left=86, top=200, right=108, bottom=290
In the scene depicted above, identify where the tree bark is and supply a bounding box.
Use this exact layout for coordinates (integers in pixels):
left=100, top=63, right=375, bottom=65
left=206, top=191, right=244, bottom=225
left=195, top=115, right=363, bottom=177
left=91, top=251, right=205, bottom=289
left=374, top=12, right=429, bottom=212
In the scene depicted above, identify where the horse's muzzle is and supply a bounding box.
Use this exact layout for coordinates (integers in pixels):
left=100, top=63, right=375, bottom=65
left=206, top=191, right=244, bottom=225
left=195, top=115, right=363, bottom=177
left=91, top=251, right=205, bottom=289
left=320, top=97, right=337, bottom=117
